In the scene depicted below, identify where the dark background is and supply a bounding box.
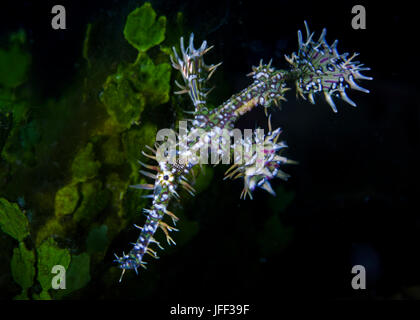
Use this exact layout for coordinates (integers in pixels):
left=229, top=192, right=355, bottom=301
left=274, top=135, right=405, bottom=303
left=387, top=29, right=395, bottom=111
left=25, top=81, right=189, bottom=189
left=1, top=0, right=419, bottom=301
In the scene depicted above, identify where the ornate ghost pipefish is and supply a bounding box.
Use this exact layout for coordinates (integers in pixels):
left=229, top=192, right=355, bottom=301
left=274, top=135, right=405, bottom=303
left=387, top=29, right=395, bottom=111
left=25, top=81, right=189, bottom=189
left=114, top=22, right=372, bottom=280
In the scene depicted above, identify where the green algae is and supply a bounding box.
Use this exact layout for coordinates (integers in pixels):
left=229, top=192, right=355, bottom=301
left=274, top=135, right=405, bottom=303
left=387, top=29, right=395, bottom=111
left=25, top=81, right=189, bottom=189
left=100, top=65, right=146, bottom=129
left=100, top=54, right=171, bottom=128
left=54, top=252, right=91, bottom=299
left=3, top=96, right=73, bottom=170
left=122, top=122, right=157, bottom=166
left=124, top=2, right=166, bottom=53
left=0, top=198, right=30, bottom=241
left=100, top=135, right=125, bottom=166
left=0, top=2, right=191, bottom=299
left=19, top=120, right=41, bottom=150
left=71, top=142, right=101, bottom=183
left=55, top=184, right=80, bottom=217
left=73, top=180, right=110, bottom=225
left=82, top=23, right=92, bottom=67
left=11, top=242, right=35, bottom=299
left=105, top=172, right=129, bottom=218
left=0, top=30, right=31, bottom=88
left=36, top=238, right=71, bottom=296
left=0, top=31, right=34, bottom=167
left=133, top=53, right=171, bottom=107
left=34, top=215, right=68, bottom=247
left=2, top=120, right=39, bottom=167
left=101, top=3, right=171, bottom=129
left=0, top=88, right=27, bottom=126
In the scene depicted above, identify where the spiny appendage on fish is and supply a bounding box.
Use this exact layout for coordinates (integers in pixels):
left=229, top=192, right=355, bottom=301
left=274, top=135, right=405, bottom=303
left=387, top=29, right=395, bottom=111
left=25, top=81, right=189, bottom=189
left=285, top=21, right=372, bottom=112
left=114, top=145, right=197, bottom=281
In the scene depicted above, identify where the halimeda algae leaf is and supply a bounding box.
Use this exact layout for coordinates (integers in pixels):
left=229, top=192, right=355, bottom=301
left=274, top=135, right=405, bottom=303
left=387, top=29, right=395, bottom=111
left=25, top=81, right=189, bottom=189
left=0, top=198, right=30, bottom=241
left=124, top=2, right=166, bottom=52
